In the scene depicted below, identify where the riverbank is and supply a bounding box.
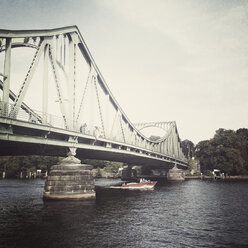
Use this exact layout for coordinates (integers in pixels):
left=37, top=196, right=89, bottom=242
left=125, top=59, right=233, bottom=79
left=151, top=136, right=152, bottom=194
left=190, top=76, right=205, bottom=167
left=185, top=175, right=248, bottom=180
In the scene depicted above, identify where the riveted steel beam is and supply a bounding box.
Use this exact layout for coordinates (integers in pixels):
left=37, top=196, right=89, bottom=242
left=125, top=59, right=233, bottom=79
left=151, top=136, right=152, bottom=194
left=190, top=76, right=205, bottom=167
left=10, top=39, right=46, bottom=118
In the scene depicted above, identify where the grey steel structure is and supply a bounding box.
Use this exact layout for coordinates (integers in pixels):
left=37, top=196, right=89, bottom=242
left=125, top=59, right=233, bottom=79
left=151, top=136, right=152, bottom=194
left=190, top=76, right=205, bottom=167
left=0, top=26, right=187, bottom=169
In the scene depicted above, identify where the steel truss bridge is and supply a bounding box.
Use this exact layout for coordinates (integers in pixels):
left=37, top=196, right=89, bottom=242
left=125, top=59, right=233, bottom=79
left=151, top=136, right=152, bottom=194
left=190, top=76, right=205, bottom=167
left=0, top=26, right=187, bottom=169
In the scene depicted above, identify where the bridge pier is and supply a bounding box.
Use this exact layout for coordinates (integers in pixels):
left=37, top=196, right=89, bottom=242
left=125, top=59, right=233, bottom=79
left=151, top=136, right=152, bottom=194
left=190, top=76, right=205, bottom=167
left=43, top=156, right=95, bottom=200
left=167, top=164, right=185, bottom=181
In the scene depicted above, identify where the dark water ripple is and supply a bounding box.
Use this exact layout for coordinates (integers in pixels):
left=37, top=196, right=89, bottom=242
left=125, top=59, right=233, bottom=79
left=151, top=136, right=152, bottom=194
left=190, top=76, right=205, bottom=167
left=0, top=179, right=248, bottom=248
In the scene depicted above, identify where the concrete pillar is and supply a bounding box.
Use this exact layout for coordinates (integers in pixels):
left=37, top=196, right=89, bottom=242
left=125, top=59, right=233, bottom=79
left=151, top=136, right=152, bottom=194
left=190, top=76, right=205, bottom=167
left=167, top=164, right=185, bottom=181
left=29, top=171, right=32, bottom=179
left=43, top=156, right=95, bottom=200
left=20, top=171, right=23, bottom=179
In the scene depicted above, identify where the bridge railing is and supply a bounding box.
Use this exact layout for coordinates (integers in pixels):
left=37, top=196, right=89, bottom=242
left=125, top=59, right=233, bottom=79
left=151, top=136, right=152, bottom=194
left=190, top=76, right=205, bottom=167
left=0, top=100, right=128, bottom=141
left=0, top=101, right=187, bottom=163
left=0, top=101, right=66, bottom=129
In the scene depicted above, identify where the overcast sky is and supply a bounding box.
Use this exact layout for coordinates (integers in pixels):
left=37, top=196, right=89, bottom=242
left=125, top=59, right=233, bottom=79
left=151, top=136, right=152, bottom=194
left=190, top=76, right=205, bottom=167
left=0, top=0, right=247, bottom=144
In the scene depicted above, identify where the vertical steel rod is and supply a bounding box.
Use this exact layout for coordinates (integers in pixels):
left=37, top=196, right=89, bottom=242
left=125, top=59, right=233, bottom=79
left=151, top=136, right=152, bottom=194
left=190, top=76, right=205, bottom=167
left=2, top=38, right=12, bottom=116
left=68, top=37, right=75, bottom=130
left=42, top=44, right=49, bottom=124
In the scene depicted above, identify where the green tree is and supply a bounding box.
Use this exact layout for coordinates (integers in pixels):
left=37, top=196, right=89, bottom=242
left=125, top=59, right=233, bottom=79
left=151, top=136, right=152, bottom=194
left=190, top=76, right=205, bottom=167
left=0, top=156, right=61, bottom=178
left=104, top=162, right=122, bottom=174
left=195, top=140, right=212, bottom=173
left=196, top=128, right=246, bottom=175
left=181, top=139, right=195, bottom=158
left=236, top=128, right=248, bottom=173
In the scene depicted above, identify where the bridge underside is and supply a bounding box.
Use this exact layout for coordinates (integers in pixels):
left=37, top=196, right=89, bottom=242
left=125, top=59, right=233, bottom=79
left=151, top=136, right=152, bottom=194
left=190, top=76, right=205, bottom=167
left=0, top=139, right=179, bottom=169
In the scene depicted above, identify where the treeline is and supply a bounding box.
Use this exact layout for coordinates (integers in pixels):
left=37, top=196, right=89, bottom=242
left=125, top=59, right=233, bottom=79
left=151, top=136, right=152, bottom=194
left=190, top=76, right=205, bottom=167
left=182, top=128, right=248, bottom=175
left=0, top=156, right=124, bottom=179
left=0, top=156, right=61, bottom=178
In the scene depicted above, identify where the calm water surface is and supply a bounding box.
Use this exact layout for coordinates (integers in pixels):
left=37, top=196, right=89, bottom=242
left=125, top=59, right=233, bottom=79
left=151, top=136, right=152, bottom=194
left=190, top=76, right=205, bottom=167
left=0, top=179, right=248, bottom=248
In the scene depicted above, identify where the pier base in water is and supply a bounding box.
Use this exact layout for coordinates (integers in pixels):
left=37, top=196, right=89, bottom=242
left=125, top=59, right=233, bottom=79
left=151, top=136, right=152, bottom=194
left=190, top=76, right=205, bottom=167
left=43, top=156, right=95, bottom=200
left=167, top=165, right=185, bottom=181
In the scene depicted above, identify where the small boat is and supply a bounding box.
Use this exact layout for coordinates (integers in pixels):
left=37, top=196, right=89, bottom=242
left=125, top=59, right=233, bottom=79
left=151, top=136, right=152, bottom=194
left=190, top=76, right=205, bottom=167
left=121, top=178, right=157, bottom=190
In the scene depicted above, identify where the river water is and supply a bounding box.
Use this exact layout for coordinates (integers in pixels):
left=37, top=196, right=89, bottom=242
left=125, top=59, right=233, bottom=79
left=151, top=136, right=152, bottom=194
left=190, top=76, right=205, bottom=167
left=0, top=178, right=248, bottom=248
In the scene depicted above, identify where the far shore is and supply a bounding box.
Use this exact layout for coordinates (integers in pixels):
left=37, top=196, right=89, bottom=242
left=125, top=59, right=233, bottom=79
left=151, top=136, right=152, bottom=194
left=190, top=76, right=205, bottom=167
left=185, top=175, right=248, bottom=180
left=1, top=175, right=248, bottom=180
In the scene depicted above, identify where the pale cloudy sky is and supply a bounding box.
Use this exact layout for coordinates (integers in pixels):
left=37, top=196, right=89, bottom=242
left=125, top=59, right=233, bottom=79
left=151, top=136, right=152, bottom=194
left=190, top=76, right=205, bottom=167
left=0, top=0, right=248, bottom=144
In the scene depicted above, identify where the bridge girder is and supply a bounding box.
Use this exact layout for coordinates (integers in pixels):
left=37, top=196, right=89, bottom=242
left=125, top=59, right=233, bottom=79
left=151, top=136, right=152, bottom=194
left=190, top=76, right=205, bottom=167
left=0, top=26, right=187, bottom=166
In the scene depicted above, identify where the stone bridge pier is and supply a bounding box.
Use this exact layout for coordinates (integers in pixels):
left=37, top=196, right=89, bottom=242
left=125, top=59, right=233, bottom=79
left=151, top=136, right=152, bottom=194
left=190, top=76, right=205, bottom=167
left=43, top=156, right=95, bottom=200
left=121, top=163, right=186, bottom=182
left=167, top=164, right=185, bottom=181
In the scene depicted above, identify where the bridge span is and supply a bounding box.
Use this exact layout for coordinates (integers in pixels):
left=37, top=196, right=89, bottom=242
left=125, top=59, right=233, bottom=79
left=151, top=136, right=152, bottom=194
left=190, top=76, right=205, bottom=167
left=0, top=26, right=188, bottom=200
